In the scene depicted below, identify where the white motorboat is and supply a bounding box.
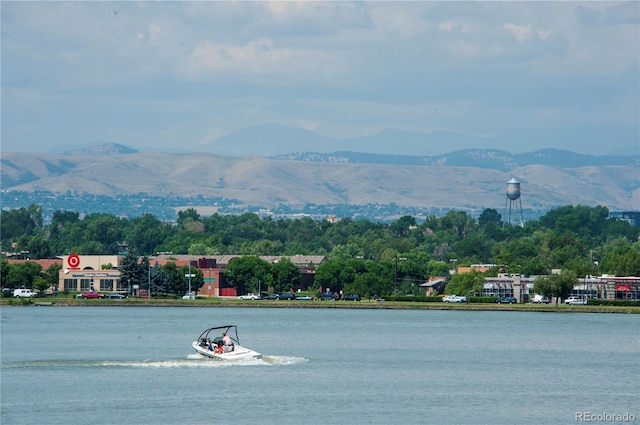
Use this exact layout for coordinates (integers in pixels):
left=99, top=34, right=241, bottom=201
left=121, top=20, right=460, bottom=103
left=192, top=325, right=262, bottom=360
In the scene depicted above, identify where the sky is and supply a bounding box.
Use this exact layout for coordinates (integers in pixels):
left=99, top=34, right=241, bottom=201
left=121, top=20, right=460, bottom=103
left=1, top=1, right=639, bottom=156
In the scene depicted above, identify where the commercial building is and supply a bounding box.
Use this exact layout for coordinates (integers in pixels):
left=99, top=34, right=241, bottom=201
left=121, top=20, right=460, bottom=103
left=54, top=254, right=326, bottom=297
left=480, top=273, right=640, bottom=302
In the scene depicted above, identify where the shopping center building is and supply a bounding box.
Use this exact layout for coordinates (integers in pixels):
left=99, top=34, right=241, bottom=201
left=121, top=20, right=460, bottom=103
left=56, top=254, right=326, bottom=297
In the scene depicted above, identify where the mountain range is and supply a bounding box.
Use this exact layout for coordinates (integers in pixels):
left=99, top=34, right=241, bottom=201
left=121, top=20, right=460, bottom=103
left=207, top=124, right=640, bottom=157
left=2, top=143, right=638, bottom=218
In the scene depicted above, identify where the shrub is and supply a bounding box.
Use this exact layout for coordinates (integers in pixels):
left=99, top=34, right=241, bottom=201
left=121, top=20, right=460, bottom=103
left=588, top=299, right=640, bottom=307
left=468, top=296, right=499, bottom=304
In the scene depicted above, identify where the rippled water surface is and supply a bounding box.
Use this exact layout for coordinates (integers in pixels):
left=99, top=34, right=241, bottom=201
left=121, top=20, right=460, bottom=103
left=2, top=306, right=638, bottom=425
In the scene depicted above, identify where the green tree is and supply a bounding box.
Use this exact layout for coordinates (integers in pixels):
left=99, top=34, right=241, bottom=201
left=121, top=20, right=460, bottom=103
left=119, top=252, right=142, bottom=293
left=84, top=213, right=124, bottom=254
left=48, top=210, right=84, bottom=255
left=150, top=262, right=171, bottom=295
left=478, top=208, right=502, bottom=228
left=454, top=233, right=490, bottom=263
left=329, top=243, right=365, bottom=260
left=188, top=241, right=219, bottom=256
left=0, top=205, right=43, bottom=241
left=440, top=210, right=476, bottom=239
left=225, top=256, right=273, bottom=294
left=390, top=215, right=417, bottom=237
left=314, top=259, right=346, bottom=293
left=444, top=270, right=485, bottom=296
left=26, top=235, right=51, bottom=259
left=177, top=208, right=201, bottom=227
left=126, top=213, right=167, bottom=254
left=43, top=263, right=63, bottom=290
left=162, top=262, right=183, bottom=296
left=271, top=258, right=300, bottom=293
left=534, top=271, right=576, bottom=306
left=238, top=239, right=284, bottom=256
left=599, top=243, right=640, bottom=276
left=33, top=277, right=51, bottom=295
left=427, top=260, right=450, bottom=277
left=5, top=261, right=43, bottom=290
left=345, top=270, right=388, bottom=299
left=0, top=259, right=10, bottom=288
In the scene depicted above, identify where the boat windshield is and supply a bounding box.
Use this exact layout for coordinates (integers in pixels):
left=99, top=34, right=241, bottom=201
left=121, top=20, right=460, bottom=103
left=197, top=325, right=240, bottom=345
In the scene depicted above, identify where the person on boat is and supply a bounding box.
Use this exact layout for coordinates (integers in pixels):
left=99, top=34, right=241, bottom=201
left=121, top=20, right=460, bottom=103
left=222, top=332, right=233, bottom=352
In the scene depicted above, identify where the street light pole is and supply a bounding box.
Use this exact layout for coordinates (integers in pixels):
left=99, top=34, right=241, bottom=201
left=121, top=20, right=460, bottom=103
left=394, top=255, right=406, bottom=295
left=450, top=259, right=457, bottom=275
left=188, top=261, right=192, bottom=295
left=394, top=255, right=398, bottom=295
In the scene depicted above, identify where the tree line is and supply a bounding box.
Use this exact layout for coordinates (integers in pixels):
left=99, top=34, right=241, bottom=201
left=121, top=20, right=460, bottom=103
left=1, top=204, right=639, bottom=298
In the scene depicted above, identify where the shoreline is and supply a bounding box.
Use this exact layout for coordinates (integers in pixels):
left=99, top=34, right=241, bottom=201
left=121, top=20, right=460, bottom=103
left=3, top=299, right=639, bottom=314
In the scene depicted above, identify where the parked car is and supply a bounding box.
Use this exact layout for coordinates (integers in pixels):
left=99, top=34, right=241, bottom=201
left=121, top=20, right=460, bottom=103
left=13, top=288, right=37, bottom=298
left=182, top=292, right=197, bottom=300
left=442, top=295, right=466, bottom=303
left=296, top=295, right=313, bottom=300
left=262, top=294, right=280, bottom=300
left=79, top=291, right=105, bottom=299
left=497, top=296, right=518, bottom=304
left=343, top=294, right=361, bottom=301
left=279, top=292, right=296, bottom=300
left=107, top=292, right=126, bottom=299
left=238, top=293, right=261, bottom=300
left=531, top=295, right=550, bottom=304
left=319, top=292, right=339, bottom=301
left=565, top=296, right=587, bottom=305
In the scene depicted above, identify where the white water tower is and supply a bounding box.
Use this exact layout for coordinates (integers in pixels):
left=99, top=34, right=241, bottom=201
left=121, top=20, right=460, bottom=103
left=503, top=177, right=524, bottom=227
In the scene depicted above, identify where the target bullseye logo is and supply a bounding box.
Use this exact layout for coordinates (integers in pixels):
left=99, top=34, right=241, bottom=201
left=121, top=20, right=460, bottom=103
left=68, top=253, right=80, bottom=269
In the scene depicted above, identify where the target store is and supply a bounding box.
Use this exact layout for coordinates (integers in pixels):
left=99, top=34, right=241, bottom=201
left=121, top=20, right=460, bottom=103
left=59, top=254, right=125, bottom=293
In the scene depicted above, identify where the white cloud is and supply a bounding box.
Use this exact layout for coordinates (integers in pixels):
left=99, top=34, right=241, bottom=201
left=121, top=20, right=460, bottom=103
left=1, top=1, right=637, bottom=155
left=503, top=23, right=532, bottom=42
left=187, top=38, right=291, bottom=74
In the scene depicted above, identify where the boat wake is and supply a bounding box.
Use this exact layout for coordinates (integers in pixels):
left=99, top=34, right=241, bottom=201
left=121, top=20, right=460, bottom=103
left=260, top=355, right=308, bottom=365
left=1, top=355, right=308, bottom=369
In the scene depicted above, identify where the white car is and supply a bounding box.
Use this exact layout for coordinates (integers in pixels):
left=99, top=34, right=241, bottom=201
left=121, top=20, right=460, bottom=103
left=531, top=294, right=550, bottom=304
left=182, top=292, right=197, bottom=300
left=565, top=296, right=587, bottom=305
left=13, top=288, right=37, bottom=298
left=238, top=293, right=261, bottom=300
left=442, top=295, right=467, bottom=303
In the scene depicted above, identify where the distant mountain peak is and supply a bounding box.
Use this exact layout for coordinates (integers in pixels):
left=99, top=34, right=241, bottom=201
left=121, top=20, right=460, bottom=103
left=63, top=143, right=137, bottom=156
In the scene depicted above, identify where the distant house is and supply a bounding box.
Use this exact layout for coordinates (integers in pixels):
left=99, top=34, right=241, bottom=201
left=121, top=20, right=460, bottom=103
left=456, top=264, right=498, bottom=274
left=608, top=211, right=640, bottom=227
left=419, top=277, right=447, bottom=296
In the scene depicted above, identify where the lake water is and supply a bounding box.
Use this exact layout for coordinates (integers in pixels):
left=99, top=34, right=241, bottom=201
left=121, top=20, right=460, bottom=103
left=1, top=306, right=638, bottom=425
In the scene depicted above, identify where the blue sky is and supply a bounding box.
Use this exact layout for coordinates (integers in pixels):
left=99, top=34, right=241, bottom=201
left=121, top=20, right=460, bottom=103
left=1, top=1, right=638, bottom=156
